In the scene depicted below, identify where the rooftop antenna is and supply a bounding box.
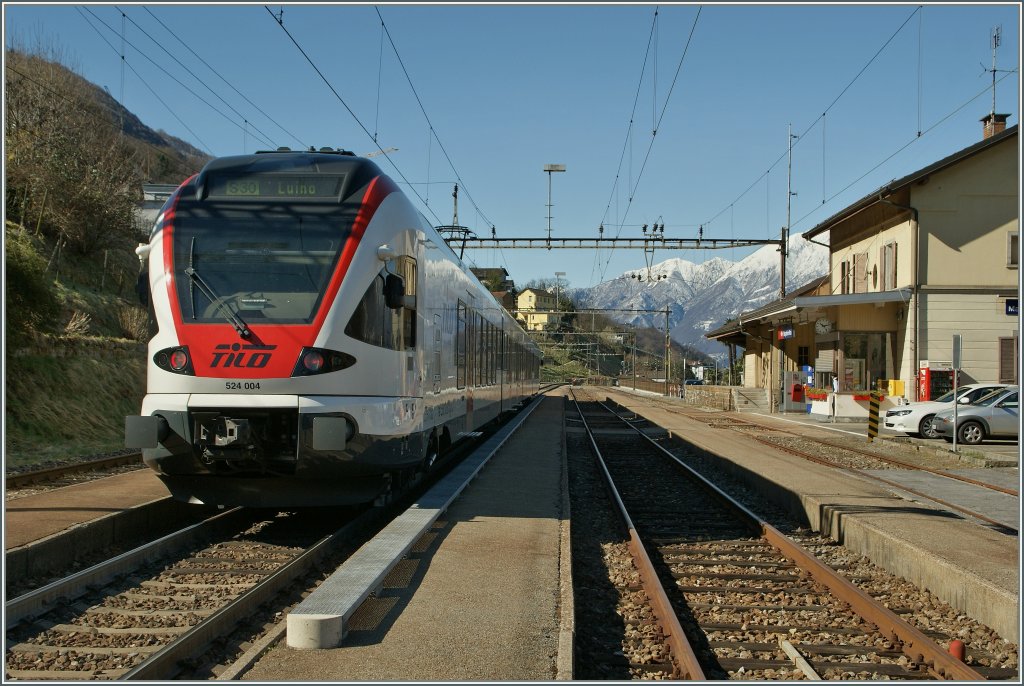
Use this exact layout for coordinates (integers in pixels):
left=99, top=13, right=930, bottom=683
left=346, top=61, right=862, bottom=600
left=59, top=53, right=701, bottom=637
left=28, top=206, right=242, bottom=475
left=989, top=25, right=1001, bottom=119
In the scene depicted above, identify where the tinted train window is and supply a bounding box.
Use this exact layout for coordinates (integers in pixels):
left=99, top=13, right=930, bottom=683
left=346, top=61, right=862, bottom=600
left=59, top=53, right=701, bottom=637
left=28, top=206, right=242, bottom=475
left=345, top=257, right=416, bottom=351
left=171, top=201, right=349, bottom=324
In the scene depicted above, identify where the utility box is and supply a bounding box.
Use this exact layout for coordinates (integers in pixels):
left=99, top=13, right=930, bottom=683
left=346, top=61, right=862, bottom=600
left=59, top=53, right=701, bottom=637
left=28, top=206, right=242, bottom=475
left=887, top=379, right=905, bottom=398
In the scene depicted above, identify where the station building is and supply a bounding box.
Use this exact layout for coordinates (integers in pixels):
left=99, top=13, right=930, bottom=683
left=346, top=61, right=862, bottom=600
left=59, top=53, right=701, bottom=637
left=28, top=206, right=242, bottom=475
left=707, top=118, right=1019, bottom=417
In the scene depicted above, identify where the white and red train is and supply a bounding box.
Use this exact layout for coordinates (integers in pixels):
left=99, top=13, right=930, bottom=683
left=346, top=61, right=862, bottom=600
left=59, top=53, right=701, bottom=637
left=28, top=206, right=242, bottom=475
left=126, top=148, right=541, bottom=507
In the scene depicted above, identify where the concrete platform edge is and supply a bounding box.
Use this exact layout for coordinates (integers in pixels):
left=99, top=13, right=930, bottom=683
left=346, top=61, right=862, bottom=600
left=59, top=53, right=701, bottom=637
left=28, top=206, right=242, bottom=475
left=5, top=497, right=194, bottom=581
left=287, top=395, right=545, bottom=650
left=556, top=394, right=575, bottom=680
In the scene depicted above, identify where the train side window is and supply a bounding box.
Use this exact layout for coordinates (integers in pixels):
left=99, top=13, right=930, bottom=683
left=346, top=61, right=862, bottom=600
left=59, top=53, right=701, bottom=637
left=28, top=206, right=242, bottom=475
left=345, top=274, right=392, bottom=349
left=346, top=256, right=415, bottom=351
left=392, top=256, right=417, bottom=348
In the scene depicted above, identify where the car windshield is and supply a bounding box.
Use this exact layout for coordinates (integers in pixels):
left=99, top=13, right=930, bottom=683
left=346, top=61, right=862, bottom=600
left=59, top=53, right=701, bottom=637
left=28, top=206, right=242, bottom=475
left=932, top=390, right=957, bottom=403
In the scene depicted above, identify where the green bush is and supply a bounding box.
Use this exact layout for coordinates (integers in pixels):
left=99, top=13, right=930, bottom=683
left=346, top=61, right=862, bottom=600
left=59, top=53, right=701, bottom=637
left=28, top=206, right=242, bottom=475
left=5, top=223, right=59, bottom=342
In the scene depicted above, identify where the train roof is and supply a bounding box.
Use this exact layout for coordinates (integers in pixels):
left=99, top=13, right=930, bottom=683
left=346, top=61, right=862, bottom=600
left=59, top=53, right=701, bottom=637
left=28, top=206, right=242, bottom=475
left=190, top=148, right=387, bottom=203
left=198, top=147, right=382, bottom=176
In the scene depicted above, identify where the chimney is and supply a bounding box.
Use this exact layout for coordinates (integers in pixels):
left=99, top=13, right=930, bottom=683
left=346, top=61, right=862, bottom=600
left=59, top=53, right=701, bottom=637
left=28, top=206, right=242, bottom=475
left=981, top=113, right=1010, bottom=139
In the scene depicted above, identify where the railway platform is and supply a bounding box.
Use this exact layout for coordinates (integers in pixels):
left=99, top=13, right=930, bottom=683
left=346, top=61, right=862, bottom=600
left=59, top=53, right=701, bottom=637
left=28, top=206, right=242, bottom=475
left=605, top=387, right=1019, bottom=645
left=242, top=393, right=571, bottom=681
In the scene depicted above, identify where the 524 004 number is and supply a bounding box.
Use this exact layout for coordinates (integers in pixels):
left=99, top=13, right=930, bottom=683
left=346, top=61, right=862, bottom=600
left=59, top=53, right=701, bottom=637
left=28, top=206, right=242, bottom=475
left=225, top=381, right=261, bottom=390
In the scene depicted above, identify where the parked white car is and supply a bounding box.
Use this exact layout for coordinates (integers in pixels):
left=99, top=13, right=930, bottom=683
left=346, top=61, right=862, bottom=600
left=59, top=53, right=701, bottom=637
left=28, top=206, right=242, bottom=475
left=932, top=386, right=1019, bottom=445
left=883, top=383, right=1010, bottom=439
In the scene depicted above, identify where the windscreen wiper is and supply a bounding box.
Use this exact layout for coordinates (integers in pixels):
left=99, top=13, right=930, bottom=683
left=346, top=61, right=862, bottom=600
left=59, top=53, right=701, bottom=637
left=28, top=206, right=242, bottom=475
left=184, top=266, right=251, bottom=339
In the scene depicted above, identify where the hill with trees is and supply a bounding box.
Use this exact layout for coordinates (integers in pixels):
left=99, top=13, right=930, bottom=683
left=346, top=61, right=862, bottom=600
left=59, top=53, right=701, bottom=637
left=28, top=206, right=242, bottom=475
left=4, top=45, right=210, bottom=465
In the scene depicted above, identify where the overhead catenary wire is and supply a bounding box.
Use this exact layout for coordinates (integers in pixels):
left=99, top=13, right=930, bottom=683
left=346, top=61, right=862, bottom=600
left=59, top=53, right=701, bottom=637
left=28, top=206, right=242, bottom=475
left=593, top=6, right=660, bottom=286
left=80, top=7, right=275, bottom=150
left=264, top=5, right=445, bottom=228
left=700, top=6, right=923, bottom=233
left=76, top=9, right=215, bottom=155
left=372, top=7, right=494, bottom=232
left=596, top=5, right=702, bottom=285
left=141, top=6, right=307, bottom=149
left=371, top=5, right=515, bottom=273
left=5, top=64, right=204, bottom=180
left=789, top=70, right=1018, bottom=234
left=114, top=6, right=280, bottom=150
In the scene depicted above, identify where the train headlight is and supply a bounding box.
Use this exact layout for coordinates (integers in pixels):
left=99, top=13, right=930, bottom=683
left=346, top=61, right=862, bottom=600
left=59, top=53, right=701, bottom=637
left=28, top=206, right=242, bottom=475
left=154, top=346, right=195, bottom=375
left=291, top=347, right=356, bottom=377
left=302, top=350, right=325, bottom=372
left=170, top=350, right=189, bottom=371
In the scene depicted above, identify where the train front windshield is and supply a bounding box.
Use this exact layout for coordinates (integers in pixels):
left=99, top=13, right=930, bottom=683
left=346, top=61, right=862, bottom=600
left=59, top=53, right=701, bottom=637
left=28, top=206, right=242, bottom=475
left=170, top=190, right=353, bottom=326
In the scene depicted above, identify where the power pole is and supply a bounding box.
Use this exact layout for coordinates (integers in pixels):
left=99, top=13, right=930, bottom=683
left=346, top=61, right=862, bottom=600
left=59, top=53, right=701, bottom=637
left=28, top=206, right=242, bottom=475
left=782, top=123, right=798, bottom=299
left=663, top=307, right=671, bottom=397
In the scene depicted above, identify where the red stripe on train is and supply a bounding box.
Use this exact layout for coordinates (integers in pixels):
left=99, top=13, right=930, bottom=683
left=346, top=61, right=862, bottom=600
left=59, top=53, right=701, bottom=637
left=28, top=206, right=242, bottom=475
left=161, top=175, right=397, bottom=379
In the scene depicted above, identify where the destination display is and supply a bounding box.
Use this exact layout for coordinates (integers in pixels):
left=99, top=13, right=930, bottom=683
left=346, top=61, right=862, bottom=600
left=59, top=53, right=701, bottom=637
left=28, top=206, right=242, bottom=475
left=208, top=174, right=345, bottom=199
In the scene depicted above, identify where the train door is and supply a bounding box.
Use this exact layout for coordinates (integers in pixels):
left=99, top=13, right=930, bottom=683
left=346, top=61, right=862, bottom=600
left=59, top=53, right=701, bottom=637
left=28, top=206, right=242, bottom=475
left=432, top=313, right=442, bottom=394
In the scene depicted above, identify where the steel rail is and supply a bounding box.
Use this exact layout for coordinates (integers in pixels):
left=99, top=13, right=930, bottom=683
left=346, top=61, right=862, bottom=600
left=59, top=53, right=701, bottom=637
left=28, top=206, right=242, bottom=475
left=596, top=396, right=988, bottom=681
left=569, top=389, right=706, bottom=680
left=120, top=506, right=383, bottom=680
left=5, top=507, right=252, bottom=628
left=6, top=452, right=144, bottom=488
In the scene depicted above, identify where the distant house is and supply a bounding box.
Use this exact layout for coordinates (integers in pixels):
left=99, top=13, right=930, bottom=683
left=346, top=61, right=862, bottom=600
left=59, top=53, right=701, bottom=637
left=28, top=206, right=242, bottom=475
left=490, top=290, right=518, bottom=312
left=707, top=118, right=1018, bottom=414
left=133, top=183, right=179, bottom=238
left=470, top=267, right=514, bottom=292
left=516, top=288, right=558, bottom=331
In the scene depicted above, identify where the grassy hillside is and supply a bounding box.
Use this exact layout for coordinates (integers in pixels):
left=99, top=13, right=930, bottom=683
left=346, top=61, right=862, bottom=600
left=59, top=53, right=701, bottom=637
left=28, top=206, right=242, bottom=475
left=4, top=221, right=149, bottom=468
left=4, top=45, right=207, bottom=470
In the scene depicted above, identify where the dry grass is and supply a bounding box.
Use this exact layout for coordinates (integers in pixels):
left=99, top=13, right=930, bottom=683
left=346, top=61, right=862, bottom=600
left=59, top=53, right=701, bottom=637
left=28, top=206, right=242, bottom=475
left=117, top=305, right=149, bottom=341
left=4, top=351, right=146, bottom=468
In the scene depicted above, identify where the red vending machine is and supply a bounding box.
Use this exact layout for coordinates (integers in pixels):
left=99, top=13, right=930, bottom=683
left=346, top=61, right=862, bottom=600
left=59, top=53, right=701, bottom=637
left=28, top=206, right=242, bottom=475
left=918, top=360, right=953, bottom=401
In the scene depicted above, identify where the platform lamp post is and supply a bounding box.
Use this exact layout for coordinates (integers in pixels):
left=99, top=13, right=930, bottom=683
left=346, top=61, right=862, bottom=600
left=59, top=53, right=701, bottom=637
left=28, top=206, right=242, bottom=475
left=543, top=164, right=566, bottom=247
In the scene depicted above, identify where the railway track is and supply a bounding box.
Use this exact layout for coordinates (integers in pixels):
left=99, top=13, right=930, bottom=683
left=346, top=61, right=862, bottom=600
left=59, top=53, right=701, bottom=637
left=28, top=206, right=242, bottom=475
left=5, top=398, right=544, bottom=680
left=6, top=453, right=144, bottom=490
left=569, top=390, right=1002, bottom=680
left=617, top=395, right=1017, bottom=532
left=5, top=506, right=370, bottom=680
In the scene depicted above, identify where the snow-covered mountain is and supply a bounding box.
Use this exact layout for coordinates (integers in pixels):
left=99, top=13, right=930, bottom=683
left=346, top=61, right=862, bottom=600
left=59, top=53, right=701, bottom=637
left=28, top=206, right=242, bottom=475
left=569, top=235, right=829, bottom=357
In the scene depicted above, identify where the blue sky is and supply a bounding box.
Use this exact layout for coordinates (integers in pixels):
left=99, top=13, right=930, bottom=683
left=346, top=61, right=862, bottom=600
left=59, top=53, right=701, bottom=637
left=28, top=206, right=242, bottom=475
left=5, top=3, right=1020, bottom=290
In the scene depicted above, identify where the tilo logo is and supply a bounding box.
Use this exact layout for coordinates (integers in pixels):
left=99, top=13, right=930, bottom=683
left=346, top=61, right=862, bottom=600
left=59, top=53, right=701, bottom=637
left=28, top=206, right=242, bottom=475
left=211, top=343, right=276, bottom=368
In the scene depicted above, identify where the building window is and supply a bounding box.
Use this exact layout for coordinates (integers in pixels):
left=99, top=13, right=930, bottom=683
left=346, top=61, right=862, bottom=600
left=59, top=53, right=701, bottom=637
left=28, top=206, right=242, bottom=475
left=841, top=332, right=888, bottom=391
left=797, top=345, right=810, bottom=367
left=1008, top=232, right=1019, bottom=269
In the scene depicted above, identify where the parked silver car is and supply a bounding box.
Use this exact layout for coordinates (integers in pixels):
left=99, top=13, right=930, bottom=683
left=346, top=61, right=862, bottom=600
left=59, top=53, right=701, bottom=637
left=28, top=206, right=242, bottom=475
left=932, top=386, right=1019, bottom=445
left=883, top=383, right=1010, bottom=438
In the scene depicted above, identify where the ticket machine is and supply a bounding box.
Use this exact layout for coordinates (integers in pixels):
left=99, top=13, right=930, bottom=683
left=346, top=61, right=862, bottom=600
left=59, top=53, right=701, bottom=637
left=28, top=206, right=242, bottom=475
left=782, top=370, right=806, bottom=412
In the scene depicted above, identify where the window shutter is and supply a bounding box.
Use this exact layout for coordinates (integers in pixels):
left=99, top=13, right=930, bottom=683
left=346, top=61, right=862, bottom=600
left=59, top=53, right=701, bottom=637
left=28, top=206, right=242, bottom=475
left=854, top=253, right=868, bottom=293
left=998, top=336, right=1018, bottom=384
